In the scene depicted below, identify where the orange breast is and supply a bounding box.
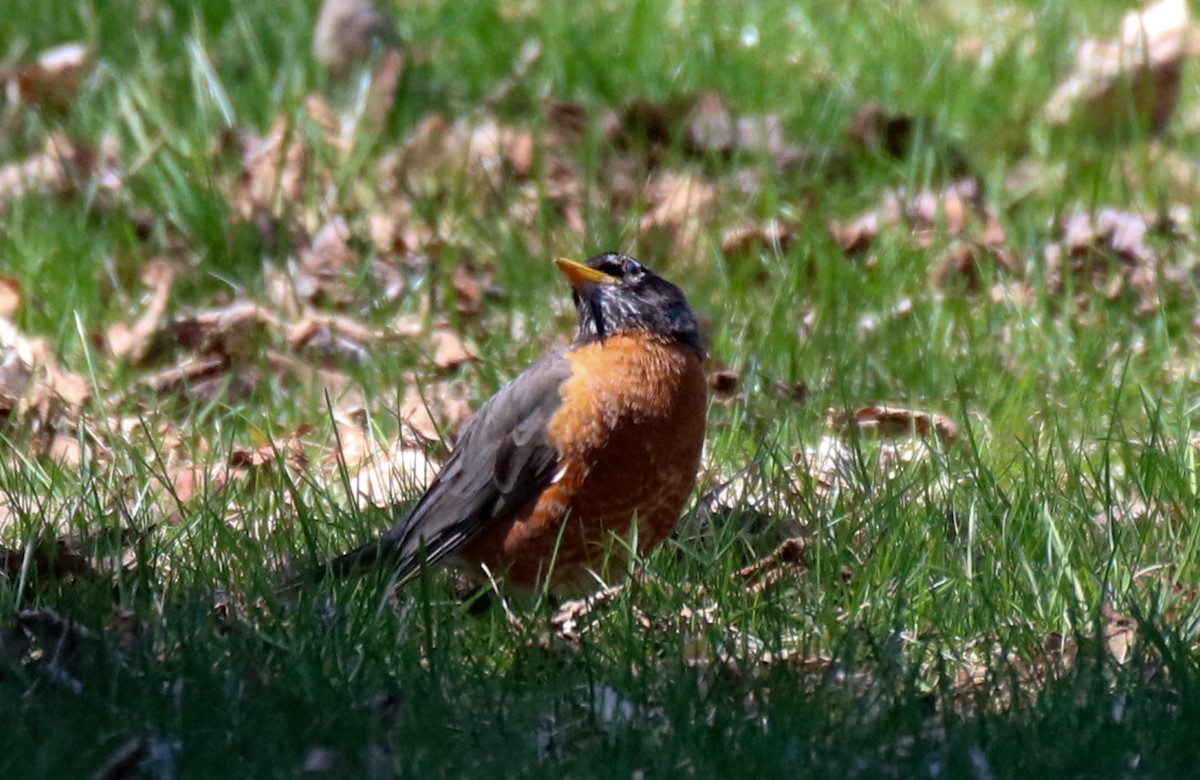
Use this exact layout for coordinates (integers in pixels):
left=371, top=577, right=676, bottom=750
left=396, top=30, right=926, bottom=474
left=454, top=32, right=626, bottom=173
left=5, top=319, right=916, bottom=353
left=460, top=334, right=707, bottom=593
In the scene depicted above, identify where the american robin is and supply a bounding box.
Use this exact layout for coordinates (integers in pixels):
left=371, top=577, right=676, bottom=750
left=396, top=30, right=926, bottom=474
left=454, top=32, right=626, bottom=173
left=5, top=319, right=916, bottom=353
left=314, top=251, right=708, bottom=594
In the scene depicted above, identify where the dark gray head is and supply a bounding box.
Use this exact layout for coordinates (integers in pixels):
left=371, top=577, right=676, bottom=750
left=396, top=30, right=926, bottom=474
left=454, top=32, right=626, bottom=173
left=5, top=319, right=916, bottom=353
left=554, top=251, right=705, bottom=358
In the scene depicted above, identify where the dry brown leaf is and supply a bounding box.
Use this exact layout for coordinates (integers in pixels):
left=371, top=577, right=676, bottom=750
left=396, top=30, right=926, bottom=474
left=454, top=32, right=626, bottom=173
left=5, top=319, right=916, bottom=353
left=390, top=379, right=474, bottom=447
left=683, top=93, right=754, bottom=153
left=639, top=171, right=718, bottom=254
left=171, top=302, right=281, bottom=360
left=266, top=350, right=353, bottom=397
left=139, top=354, right=229, bottom=396
left=832, top=404, right=959, bottom=444
left=38, top=431, right=84, bottom=468
left=313, top=0, right=398, bottom=77
left=734, top=537, right=808, bottom=596
left=0, top=276, right=20, bottom=321
left=106, top=261, right=177, bottom=363
left=398, top=385, right=443, bottom=442
left=294, top=216, right=359, bottom=308
left=349, top=440, right=437, bottom=507
left=365, top=47, right=406, bottom=129
left=932, top=239, right=1019, bottom=294
left=1102, top=602, right=1137, bottom=665
left=431, top=328, right=478, bottom=370
left=848, top=101, right=915, bottom=157
left=709, top=368, right=739, bottom=396
left=1045, top=0, right=1189, bottom=134
left=303, top=94, right=342, bottom=142
left=452, top=263, right=484, bottom=315
left=334, top=408, right=438, bottom=509
left=828, top=211, right=879, bottom=256
left=796, top=405, right=963, bottom=501
left=1044, top=208, right=1161, bottom=313
left=467, top=118, right=533, bottom=183
left=0, top=133, right=97, bottom=206
left=288, top=312, right=380, bottom=364
left=543, top=99, right=591, bottom=145
left=234, top=116, right=310, bottom=219
left=262, top=263, right=304, bottom=320
left=0, top=320, right=90, bottom=425
left=367, top=211, right=403, bottom=255
left=229, top=426, right=310, bottom=473
left=392, top=114, right=540, bottom=196
left=551, top=585, right=625, bottom=645
left=830, top=178, right=1014, bottom=289
left=641, top=171, right=717, bottom=230
left=720, top=220, right=795, bottom=257
left=6, top=42, right=93, bottom=111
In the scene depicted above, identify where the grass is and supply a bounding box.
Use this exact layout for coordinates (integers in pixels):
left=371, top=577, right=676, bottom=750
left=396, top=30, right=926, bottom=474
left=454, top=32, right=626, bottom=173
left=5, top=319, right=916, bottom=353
left=4, top=0, right=1200, bottom=776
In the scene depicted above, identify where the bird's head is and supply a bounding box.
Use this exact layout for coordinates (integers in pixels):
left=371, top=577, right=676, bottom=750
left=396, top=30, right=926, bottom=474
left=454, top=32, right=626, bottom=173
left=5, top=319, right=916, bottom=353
left=555, top=252, right=705, bottom=358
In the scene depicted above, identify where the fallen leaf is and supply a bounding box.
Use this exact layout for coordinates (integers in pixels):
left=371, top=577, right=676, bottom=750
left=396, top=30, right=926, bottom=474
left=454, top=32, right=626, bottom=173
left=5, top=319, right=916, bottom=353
left=170, top=302, right=281, bottom=361
left=720, top=220, right=795, bottom=256
left=848, top=101, right=915, bottom=157
left=335, top=409, right=439, bottom=509
left=734, top=537, right=808, bottom=596
left=828, top=211, right=879, bottom=256
left=1102, top=602, right=1136, bottom=664
left=313, top=0, right=398, bottom=78
left=452, top=260, right=487, bottom=315
left=234, top=116, right=311, bottom=219
left=639, top=171, right=718, bottom=253
left=0, top=319, right=91, bottom=424
left=398, top=385, right=443, bottom=442
left=1045, top=0, right=1189, bottom=134
left=709, top=368, right=739, bottom=396
left=431, top=328, right=478, bottom=370
left=288, top=312, right=380, bottom=365
left=832, top=404, right=959, bottom=444
left=830, top=177, right=1011, bottom=284
left=543, top=99, right=591, bottom=146
left=932, top=239, right=1018, bottom=294
left=106, top=260, right=177, bottom=363
left=294, top=216, right=359, bottom=308
left=0, top=276, right=21, bottom=320
left=365, top=47, right=406, bottom=129
left=684, top=93, right=786, bottom=157
left=1045, top=208, right=1161, bottom=313
left=229, top=426, right=310, bottom=473
left=266, top=350, right=353, bottom=397
left=0, top=132, right=98, bottom=206
left=7, top=42, right=93, bottom=111
left=551, top=585, right=625, bottom=645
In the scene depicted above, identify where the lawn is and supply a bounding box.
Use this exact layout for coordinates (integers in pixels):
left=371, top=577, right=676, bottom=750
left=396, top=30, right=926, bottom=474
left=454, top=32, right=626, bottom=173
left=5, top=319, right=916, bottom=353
left=3, top=0, right=1200, bottom=776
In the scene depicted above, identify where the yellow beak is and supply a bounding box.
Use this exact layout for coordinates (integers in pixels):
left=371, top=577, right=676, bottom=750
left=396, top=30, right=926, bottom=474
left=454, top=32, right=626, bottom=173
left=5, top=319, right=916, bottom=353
left=554, top=257, right=616, bottom=290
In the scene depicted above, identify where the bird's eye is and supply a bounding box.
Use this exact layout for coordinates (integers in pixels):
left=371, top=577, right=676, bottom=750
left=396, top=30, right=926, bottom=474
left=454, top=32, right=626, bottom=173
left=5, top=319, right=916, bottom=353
left=621, top=259, right=643, bottom=277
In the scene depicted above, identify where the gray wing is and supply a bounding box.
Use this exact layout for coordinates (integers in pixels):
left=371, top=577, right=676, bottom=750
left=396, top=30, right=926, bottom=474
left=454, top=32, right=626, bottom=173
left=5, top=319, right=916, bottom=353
left=319, top=350, right=573, bottom=584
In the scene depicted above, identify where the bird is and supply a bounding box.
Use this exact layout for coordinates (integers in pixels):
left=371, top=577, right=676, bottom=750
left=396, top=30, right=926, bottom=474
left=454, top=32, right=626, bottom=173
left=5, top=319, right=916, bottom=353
left=311, top=251, right=708, bottom=595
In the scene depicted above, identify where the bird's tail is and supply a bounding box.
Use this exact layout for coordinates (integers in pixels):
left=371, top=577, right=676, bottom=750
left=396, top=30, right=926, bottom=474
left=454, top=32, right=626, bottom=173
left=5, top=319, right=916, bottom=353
left=279, top=538, right=391, bottom=593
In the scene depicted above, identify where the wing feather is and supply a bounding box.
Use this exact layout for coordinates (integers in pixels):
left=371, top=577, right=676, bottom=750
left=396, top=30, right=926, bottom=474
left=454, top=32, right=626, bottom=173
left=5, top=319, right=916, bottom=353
left=316, top=351, right=572, bottom=584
